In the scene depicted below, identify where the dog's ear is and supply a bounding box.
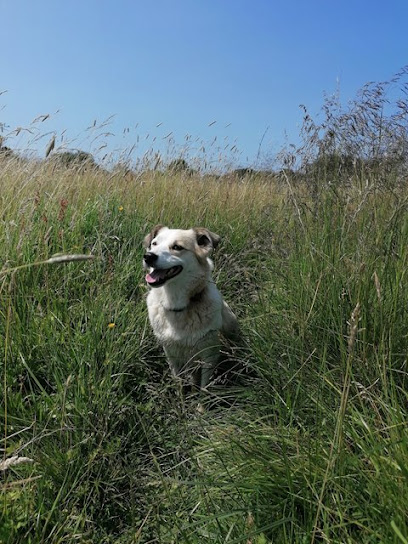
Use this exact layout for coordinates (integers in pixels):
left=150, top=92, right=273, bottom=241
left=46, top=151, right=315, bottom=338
left=143, top=224, right=165, bottom=248
left=193, top=227, right=221, bottom=252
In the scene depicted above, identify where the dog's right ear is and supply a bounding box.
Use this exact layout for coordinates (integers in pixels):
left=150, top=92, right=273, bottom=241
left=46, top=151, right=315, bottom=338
left=143, top=224, right=165, bottom=248
left=193, top=227, right=221, bottom=251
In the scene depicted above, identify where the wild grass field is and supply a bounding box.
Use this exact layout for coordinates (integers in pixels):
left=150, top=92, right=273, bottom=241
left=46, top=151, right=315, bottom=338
left=1, top=73, right=408, bottom=543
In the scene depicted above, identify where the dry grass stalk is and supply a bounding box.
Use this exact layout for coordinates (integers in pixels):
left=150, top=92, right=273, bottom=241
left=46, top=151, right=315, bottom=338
left=348, top=302, right=361, bottom=353
left=0, top=455, right=34, bottom=471
left=0, top=254, right=95, bottom=278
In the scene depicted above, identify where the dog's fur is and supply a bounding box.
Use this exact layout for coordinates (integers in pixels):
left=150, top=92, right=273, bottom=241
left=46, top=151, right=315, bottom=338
left=143, top=225, right=239, bottom=388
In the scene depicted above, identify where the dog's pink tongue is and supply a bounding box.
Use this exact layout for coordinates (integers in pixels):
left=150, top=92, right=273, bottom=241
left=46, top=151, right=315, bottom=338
left=146, top=269, right=166, bottom=284
left=145, top=273, right=155, bottom=284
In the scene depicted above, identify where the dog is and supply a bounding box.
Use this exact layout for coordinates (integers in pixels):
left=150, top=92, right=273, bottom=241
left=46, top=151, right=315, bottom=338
left=143, top=225, right=240, bottom=389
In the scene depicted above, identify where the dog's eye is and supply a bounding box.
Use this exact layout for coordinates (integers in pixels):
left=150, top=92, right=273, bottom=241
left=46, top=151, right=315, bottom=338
left=151, top=241, right=157, bottom=246
left=171, top=244, right=184, bottom=251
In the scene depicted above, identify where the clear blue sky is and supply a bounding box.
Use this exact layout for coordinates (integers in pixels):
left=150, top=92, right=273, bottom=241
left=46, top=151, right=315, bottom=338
left=2, top=0, right=407, bottom=168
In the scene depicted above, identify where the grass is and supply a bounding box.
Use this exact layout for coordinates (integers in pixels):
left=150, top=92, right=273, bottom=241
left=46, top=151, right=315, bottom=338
left=1, top=73, right=408, bottom=542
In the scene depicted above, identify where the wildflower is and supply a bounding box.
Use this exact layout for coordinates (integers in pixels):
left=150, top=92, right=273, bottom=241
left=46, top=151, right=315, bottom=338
left=118, top=206, right=124, bottom=212
left=108, top=322, right=115, bottom=329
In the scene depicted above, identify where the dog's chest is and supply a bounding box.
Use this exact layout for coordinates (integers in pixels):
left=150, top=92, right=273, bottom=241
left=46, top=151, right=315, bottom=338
left=147, top=296, right=222, bottom=346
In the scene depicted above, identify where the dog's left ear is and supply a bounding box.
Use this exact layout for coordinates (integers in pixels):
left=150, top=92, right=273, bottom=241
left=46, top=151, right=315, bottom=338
left=143, top=224, right=165, bottom=248
left=193, top=227, right=221, bottom=251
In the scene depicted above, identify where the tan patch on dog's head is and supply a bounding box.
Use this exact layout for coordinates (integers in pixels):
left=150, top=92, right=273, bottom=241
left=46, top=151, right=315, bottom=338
left=143, top=224, right=166, bottom=249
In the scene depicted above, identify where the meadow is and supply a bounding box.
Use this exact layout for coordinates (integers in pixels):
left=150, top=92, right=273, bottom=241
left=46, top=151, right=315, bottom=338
left=1, top=74, right=408, bottom=543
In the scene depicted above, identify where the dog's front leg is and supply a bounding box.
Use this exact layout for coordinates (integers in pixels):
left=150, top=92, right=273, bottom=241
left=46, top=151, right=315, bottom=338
left=200, top=361, right=214, bottom=389
left=196, top=333, right=222, bottom=389
left=163, top=346, right=183, bottom=379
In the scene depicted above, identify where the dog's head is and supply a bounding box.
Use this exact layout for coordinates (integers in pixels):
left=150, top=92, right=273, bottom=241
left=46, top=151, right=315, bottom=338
left=143, top=225, right=220, bottom=288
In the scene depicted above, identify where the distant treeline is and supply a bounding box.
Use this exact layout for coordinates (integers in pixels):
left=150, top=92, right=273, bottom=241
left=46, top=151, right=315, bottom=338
left=1, top=144, right=407, bottom=189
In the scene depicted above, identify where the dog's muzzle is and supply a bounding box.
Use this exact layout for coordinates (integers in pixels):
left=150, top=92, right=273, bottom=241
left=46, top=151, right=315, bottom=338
left=144, top=251, right=183, bottom=287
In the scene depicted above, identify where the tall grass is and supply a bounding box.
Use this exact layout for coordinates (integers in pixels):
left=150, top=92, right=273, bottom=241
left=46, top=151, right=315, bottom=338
left=1, top=71, right=408, bottom=543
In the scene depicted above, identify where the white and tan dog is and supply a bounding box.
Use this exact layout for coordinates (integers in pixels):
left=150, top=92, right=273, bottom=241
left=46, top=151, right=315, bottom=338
left=143, top=225, right=239, bottom=388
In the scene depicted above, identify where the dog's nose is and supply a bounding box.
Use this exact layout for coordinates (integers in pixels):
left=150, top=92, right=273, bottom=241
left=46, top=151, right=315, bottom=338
left=143, top=252, right=158, bottom=266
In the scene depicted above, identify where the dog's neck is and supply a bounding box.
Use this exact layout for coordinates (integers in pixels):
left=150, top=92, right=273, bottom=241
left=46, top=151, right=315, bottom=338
left=161, top=283, right=207, bottom=312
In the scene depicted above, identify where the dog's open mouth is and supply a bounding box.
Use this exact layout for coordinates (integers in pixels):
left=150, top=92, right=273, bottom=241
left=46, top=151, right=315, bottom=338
left=145, top=266, right=183, bottom=287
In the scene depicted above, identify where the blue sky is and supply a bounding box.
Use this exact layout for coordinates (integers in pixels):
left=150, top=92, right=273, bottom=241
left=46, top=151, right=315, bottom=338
left=2, top=0, right=407, bottom=168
